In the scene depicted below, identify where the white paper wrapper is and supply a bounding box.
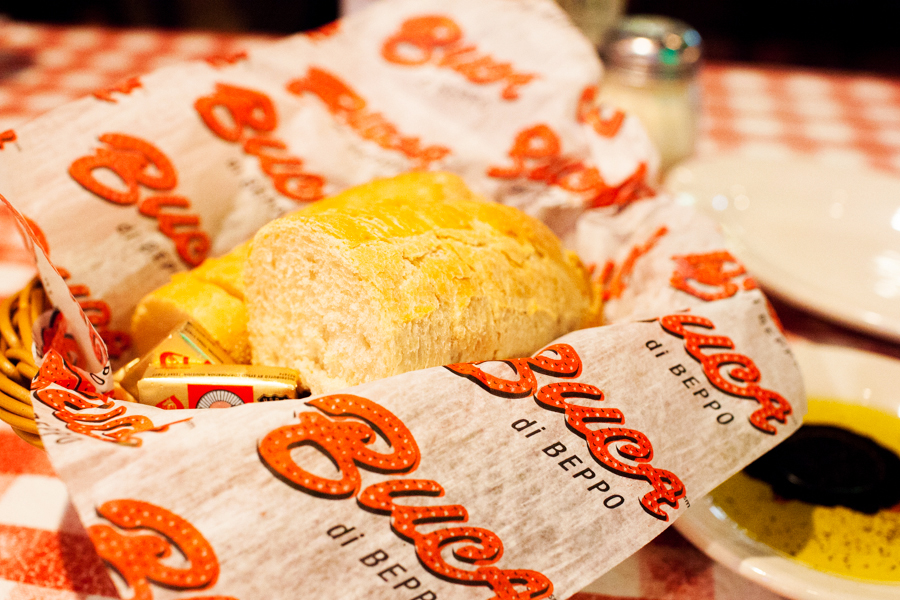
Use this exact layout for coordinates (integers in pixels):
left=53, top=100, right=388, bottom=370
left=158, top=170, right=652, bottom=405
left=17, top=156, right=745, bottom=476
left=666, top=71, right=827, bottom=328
left=0, top=0, right=657, bottom=358
left=0, top=1, right=805, bottom=599
left=28, top=292, right=801, bottom=600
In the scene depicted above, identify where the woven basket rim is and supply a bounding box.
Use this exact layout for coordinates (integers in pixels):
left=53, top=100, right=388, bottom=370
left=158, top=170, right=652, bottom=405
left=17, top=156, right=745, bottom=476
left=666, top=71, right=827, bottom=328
left=1, top=277, right=44, bottom=448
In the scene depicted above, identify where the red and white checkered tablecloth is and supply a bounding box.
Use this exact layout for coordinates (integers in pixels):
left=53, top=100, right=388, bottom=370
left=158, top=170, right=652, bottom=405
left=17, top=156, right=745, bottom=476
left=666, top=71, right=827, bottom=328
left=3, top=19, right=900, bottom=600
left=701, top=63, right=900, bottom=175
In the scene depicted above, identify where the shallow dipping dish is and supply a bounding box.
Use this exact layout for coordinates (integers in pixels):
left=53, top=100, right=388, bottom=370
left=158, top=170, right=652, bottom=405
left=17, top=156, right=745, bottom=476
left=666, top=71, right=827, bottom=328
left=675, top=340, right=900, bottom=600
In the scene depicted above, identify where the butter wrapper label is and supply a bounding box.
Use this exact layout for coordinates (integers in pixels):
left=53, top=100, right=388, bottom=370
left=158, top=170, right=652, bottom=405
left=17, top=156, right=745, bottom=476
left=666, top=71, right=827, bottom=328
left=137, top=364, right=299, bottom=409
left=151, top=320, right=236, bottom=367
left=117, top=320, right=236, bottom=399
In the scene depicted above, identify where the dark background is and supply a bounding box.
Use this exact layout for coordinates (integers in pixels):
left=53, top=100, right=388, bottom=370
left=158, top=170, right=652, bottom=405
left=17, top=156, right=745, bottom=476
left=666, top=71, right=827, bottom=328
left=628, top=0, right=900, bottom=76
left=0, top=0, right=340, bottom=34
left=2, top=0, right=900, bottom=76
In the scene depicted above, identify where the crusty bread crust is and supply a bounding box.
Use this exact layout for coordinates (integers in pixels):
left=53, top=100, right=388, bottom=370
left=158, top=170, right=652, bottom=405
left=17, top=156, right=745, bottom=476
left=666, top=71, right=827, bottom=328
left=130, top=273, right=250, bottom=364
left=130, top=242, right=252, bottom=364
left=245, top=172, right=598, bottom=394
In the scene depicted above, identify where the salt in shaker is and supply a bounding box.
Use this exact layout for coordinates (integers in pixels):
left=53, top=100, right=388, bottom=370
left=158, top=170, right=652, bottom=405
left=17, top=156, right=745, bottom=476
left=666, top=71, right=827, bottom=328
left=599, top=15, right=702, bottom=173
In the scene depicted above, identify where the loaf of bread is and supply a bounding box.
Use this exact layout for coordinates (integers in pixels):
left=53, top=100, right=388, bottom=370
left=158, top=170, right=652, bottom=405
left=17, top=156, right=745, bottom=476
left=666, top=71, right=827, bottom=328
left=130, top=242, right=251, bottom=363
left=245, top=172, right=600, bottom=394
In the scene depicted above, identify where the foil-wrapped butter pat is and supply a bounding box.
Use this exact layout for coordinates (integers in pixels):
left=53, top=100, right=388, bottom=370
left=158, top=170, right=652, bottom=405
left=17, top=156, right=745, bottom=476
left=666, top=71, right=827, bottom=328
left=137, top=364, right=300, bottom=409
left=116, top=320, right=235, bottom=400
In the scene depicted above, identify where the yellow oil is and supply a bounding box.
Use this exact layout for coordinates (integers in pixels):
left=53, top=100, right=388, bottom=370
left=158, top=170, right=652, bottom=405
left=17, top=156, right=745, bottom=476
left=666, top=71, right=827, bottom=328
left=709, top=398, right=900, bottom=582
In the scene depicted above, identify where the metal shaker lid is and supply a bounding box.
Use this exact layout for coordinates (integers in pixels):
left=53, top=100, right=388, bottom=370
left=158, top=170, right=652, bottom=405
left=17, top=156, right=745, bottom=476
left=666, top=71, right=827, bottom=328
left=600, top=15, right=702, bottom=80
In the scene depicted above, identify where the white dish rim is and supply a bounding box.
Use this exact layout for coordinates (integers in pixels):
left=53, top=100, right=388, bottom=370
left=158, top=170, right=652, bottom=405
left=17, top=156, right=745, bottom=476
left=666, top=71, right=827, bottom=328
left=731, top=239, right=900, bottom=345
left=673, top=340, right=900, bottom=600
left=664, top=155, right=900, bottom=345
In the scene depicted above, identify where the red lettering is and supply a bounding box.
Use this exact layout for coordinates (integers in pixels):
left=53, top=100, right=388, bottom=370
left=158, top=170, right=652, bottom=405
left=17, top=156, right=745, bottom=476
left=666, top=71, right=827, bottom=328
left=69, top=133, right=208, bottom=266
left=36, top=310, right=86, bottom=369
left=659, top=313, right=792, bottom=434
left=601, top=226, right=668, bottom=301
left=588, top=162, right=653, bottom=209
left=449, top=343, right=685, bottom=521
left=487, top=124, right=558, bottom=179
left=534, top=381, right=685, bottom=521
left=68, top=279, right=131, bottom=360
left=382, top=15, right=537, bottom=100
left=288, top=67, right=365, bottom=113
left=306, top=20, right=341, bottom=41
left=32, top=349, right=182, bottom=446
left=195, top=83, right=276, bottom=142
left=159, top=351, right=193, bottom=366
left=358, top=480, right=552, bottom=599
left=670, top=250, right=757, bottom=301
left=33, top=318, right=95, bottom=391
left=137, top=194, right=189, bottom=217
left=0, top=128, right=17, bottom=149
left=52, top=406, right=162, bottom=445
left=195, top=84, right=325, bottom=203
left=87, top=499, right=237, bottom=600
left=445, top=343, right=582, bottom=398
left=257, top=394, right=420, bottom=498
left=383, top=16, right=462, bottom=65
left=32, top=386, right=107, bottom=412
left=258, top=394, right=553, bottom=598
left=488, top=124, right=653, bottom=208
left=92, top=76, right=142, bottom=103
left=446, top=359, right=537, bottom=398
left=287, top=67, right=451, bottom=169
left=100, top=329, right=131, bottom=360
left=205, top=50, right=248, bottom=67
left=577, top=86, right=625, bottom=138
left=70, top=133, right=176, bottom=205
left=243, top=137, right=325, bottom=202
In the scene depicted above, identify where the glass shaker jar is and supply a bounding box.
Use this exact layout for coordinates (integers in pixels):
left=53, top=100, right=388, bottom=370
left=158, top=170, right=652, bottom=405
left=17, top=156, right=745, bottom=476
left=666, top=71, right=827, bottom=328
left=599, top=16, right=703, bottom=174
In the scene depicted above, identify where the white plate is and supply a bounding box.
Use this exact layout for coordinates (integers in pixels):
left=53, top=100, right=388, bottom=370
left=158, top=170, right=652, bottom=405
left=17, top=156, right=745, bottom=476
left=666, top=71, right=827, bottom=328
left=674, top=340, right=900, bottom=600
left=664, top=156, right=900, bottom=343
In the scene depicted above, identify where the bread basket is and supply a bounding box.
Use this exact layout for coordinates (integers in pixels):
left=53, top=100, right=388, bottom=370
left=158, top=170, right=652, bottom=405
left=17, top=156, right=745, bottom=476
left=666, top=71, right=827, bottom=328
left=0, top=277, right=43, bottom=448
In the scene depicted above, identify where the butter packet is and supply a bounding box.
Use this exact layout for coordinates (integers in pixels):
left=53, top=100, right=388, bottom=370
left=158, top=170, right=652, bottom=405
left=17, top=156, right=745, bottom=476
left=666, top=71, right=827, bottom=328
left=137, top=364, right=300, bottom=409
left=116, top=320, right=234, bottom=400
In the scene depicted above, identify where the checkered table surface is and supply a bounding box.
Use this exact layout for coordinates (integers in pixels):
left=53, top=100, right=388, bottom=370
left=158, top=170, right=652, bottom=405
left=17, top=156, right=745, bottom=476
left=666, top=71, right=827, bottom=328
left=701, top=63, right=900, bottom=174
left=1, top=18, right=898, bottom=600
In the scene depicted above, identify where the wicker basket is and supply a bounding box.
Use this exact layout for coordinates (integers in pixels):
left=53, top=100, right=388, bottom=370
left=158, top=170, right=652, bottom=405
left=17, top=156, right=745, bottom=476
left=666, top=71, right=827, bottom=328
left=0, top=277, right=44, bottom=448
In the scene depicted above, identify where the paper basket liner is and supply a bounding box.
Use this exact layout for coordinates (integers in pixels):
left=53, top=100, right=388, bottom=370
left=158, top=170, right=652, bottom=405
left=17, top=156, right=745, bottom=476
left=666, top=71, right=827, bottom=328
left=0, top=0, right=805, bottom=598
